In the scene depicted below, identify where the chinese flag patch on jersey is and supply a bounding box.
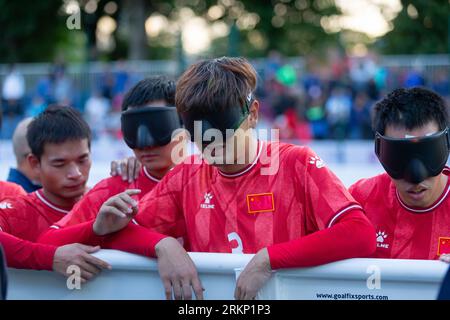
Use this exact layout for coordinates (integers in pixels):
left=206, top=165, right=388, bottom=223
left=246, top=193, right=275, bottom=214
left=438, top=237, right=450, bottom=256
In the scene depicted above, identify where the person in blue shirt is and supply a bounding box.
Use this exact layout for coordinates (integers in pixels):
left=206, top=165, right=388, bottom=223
left=7, top=118, right=41, bottom=193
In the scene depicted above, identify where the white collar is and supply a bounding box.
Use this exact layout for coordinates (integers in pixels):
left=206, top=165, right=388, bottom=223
left=36, top=190, right=71, bottom=214
left=396, top=169, right=450, bottom=213
left=143, top=166, right=162, bottom=182
left=218, top=141, right=264, bottom=178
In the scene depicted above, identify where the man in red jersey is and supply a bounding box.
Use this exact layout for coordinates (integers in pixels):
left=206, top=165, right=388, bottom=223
left=92, top=57, right=376, bottom=300
left=349, top=87, right=450, bottom=260
left=0, top=105, right=113, bottom=281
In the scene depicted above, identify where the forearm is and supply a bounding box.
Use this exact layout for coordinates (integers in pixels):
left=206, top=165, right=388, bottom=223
left=101, top=223, right=168, bottom=258
left=1, top=232, right=57, bottom=270
left=39, top=219, right=168, bottom=258
left=38, top=221, right=103, bottom=247
left=267, top=210, right=376, bottom=269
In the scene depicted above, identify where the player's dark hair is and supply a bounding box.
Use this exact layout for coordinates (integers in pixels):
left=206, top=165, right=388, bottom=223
left=373, top=87, right=448, bottom=135
left=121, top=76, right=176, bottom=111
left=27, top=105, right=91, bottom=160
left=175, top=57, right=257, bottom=114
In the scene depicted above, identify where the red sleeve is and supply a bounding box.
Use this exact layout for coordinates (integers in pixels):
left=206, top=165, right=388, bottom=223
left=295, top=147, right=363, bottom=230
left=13, top=183, right=26, bottom=197
left=101, top=223, right=168, bottom=258
left=348, top=177, right=379, bottom=209
left=135, top=164, right=185, bottom=238
left=0, top=231, right=56, bottom=270
left=267, top=210, right=376, bottom=269
left=0, top=181, right=26, bottom=199
left=347, top=180, right=359, bottom=197
left=38, top=220, right=104, bottom=246
left=0, top=197, right=29, bottom=239
left=0, top=210, right=11, bottom=234
left=39, top=219, right=167, bottom=258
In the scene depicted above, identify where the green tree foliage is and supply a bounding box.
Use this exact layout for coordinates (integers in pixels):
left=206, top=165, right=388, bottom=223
left=194, top=0, right=342, bottom=57
left=379, top=0, right=449, bottom=54
left=240, top=0, right=341, bottom=56
left=0, top=0, right=344, bottom=62
left=0, top=0, right=66, bottom=62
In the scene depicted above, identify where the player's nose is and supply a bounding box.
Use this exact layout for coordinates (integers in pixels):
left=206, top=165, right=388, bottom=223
left=66, top=163, right=82, bottom=179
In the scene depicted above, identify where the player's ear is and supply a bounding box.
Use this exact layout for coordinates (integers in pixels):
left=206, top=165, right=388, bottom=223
left=248, top=100, right=259, bottom=129
left=27, top=153, right=41, bottom=174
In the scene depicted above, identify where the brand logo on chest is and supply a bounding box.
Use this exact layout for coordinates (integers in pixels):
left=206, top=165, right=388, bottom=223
left=376, top=231, right=390, bottom=249
left=200, top=192, right=215, bottom=209
left=0, top=202, right=12, bottom=209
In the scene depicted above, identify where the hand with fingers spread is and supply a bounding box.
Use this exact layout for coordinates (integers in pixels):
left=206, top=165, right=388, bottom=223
left=93, top=189, right=141, bottom=236
left=110, top=157, right=141, bottom=183
left=234, top=248, right=272, bottom=300
left=155, top=237, right=204, bottom=300
left=53, top=243, right=111, bottom=283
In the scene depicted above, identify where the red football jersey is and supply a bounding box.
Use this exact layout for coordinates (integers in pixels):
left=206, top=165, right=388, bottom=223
left=0, top=181, right=25, bottom=199
left=0, top=190, right=72, bottom=241
left=349, top=168, right=450, bottom=260
left=0, top=182, right=56, bottom=270
left=53, top=167, right=160, bottom=229
left=136, top=141, right=362, bottom=254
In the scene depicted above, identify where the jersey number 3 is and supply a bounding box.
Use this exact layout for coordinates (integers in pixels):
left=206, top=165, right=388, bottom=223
left=228, top=232, right=243, bottom=254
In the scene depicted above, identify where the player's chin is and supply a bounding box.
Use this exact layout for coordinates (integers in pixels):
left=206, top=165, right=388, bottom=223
left=404, top=189, right=431, bottom=206
left=203, top=154, right=229, bottom=166
left=62, top=183, right=87, bottom=197
left=142, top=158, right=171, bottom=172
left=211, top=163, right=230, bottom=172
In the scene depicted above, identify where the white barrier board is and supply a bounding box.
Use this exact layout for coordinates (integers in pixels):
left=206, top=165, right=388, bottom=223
left=6, top=250, right=449, bottom=300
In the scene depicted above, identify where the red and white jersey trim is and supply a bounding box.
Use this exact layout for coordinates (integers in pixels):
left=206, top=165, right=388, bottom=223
left=36, top=191, right=70, bottom=215
left=327, top=204, right=363, bottom=228
left=218, top=141, right=264, bottom=178
left=396, top=185, right=450, bottom=213
left=143, top=167, right=161, bottom=183
left=395, top=167, right=450, bottom=213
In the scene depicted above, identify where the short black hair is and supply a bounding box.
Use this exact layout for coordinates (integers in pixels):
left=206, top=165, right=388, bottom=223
left=27, top=105, right=91, bottom=159
left=121, top=76, right=175, bottom=111
left=373, top=87, right=449, bottom=135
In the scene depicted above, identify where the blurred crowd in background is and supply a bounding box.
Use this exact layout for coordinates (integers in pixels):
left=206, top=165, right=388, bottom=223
left=1, top=51, right=449, bottom=142
left=258, top=51, right=449, bottom=142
